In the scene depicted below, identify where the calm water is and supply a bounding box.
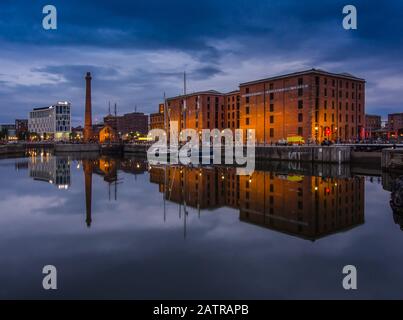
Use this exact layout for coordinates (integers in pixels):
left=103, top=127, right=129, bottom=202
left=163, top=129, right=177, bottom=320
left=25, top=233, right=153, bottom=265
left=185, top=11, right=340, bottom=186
left=0, top=153, right=402, bottom=299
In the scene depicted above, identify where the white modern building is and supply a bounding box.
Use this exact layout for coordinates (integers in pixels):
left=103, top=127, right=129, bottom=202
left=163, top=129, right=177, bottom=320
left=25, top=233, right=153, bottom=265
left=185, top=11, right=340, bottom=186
left=28, top=102, right=71, bottom=141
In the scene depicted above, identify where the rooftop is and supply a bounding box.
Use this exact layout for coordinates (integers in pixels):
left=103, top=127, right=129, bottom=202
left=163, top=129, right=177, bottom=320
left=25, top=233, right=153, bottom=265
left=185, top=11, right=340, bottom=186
left=167, top=90, right=223, bottom=101
left=33, top=106, right=54, bottom=111
left=240, top=68, right=366, bottom=86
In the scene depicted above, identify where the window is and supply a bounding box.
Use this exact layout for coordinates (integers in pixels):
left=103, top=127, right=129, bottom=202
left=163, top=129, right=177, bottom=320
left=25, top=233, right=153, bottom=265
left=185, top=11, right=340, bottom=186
left=298, top=113, right=303, bottom=122
left=270, top=104, right=274, bottom=112
left=246, top=97, right=250, bottom=104
left=246, top=106, right=250, bottom=115
left=246, top=118, right=250, bottom=125
left=324, top=100, right=328, bottom=109
left=245, top=88, right=249, bottom=94
left=270, top=93, right=274, bottom=100
left=298, top=100, right=303, bottom=109
left=270, top=128, right=274, bottom=138
left=298, top=127, right=303, bottom=136
left=270, top=115, right=274, bottom=124
left=324, top=113, right=327, bottom=122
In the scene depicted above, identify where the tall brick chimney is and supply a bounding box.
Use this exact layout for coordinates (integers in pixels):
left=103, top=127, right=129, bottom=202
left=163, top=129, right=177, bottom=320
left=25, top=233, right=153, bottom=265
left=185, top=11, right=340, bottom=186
left=83, top=72, right=93, bottom=142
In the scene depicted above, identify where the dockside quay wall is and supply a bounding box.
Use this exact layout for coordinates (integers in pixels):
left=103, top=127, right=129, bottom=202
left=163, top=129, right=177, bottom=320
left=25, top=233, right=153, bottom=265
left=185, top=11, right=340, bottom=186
left=382, top=149, right=403, bottom=170
left=254, top=146, right=351, bottom=163
left=54, top=144, right=100, bottom=153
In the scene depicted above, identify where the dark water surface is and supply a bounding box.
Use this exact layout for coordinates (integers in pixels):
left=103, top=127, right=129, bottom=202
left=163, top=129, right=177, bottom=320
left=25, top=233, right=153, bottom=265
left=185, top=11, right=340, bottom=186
left=0, top=154, right=402, bottom=299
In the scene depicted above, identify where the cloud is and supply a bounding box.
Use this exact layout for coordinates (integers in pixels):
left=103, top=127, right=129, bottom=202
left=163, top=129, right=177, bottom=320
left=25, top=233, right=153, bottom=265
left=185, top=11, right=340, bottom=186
left=0, top=0, right=402, bottom=123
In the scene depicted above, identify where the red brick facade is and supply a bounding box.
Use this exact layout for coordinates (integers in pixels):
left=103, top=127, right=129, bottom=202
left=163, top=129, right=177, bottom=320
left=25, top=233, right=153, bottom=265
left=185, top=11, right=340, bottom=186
left=152, top=69, right=366, bottom=144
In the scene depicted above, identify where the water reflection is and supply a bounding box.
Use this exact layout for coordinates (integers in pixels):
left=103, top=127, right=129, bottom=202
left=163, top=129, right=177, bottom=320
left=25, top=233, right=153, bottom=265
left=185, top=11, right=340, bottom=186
left=149, top=165, right=365, bottom=241
left=3, top=154, right=403, bottom=299
left=383, top=173, right=403, bottom=230
left=12, top=153, right=379, bottom=240
left=28, top=153, right=71, bottom=189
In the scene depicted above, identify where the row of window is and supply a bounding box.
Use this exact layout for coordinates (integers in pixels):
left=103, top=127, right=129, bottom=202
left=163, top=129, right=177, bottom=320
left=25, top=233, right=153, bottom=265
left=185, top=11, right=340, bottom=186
left=244, top=113, right=362, bottom=126
left=317, top=77, right=363, bottom=91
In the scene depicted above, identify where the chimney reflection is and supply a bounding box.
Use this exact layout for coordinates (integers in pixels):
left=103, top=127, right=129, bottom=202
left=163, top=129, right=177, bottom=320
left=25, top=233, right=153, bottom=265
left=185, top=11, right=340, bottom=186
left=83, top=159, right=93, bottom=228
left=150, top=166, right=365, bottom=241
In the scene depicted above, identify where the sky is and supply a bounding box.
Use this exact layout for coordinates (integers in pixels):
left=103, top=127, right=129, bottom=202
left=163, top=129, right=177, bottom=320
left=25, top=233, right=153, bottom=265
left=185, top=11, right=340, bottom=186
left=0, top=0, right=402, bottom=125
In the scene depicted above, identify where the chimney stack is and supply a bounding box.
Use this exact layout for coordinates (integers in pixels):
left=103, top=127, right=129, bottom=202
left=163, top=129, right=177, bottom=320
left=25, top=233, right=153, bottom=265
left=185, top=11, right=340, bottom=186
left=83, top=72, right=93, bottom=142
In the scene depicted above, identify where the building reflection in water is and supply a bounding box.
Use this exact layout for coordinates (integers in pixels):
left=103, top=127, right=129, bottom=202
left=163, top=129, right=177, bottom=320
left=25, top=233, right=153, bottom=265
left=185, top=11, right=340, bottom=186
left=21, top=154, right=369, bottom=239
left=28, top=152, right=71, bottom=189
left=150, top=165, right=365, bottom=241
left=383, top=173, right=403, bottom=231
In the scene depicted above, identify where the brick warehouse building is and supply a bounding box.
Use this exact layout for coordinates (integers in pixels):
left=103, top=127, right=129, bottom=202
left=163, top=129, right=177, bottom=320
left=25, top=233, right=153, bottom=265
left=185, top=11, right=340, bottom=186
left=161, top=90, right=240, bottom=138
left=104, top=112, right=148, bottom=135
left=166, top=90, right=227, bottom=135
left=365, top=114, right=382, bottom=138
left=153, top=68, right=365, bottom=144
left=388, top=113, right=403, bottom=138
left=240, top=69, right=365, bottom=144
left=150, top=103, right=166, bottom=130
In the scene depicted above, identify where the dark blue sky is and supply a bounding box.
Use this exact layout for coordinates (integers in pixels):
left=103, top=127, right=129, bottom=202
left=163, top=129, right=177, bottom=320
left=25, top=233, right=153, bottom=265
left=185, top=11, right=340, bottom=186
left=0, top=0, right=402, bottom=125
